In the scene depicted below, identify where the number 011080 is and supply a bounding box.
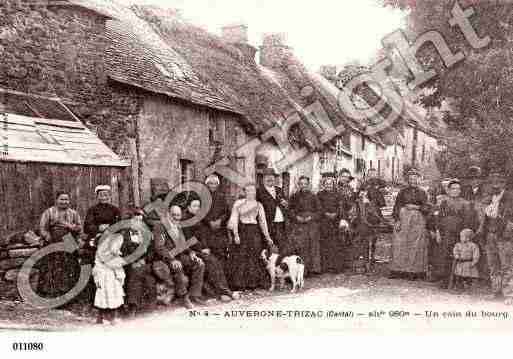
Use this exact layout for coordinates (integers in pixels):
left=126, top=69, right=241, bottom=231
left=12, top=342, right=44, bottom=351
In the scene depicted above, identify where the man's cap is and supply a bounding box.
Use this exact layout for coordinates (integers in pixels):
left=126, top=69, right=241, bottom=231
left=338, top=168, right=354, bottom=180
left=262, top=168, right=278, bottom=177
left=406, top=167, right=421, bottom=177
left=321, top=172, right=336, bottom=178
left=466, top=166, right=482, bottom=179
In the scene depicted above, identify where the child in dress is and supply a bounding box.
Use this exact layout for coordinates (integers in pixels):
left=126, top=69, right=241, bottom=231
left=452, top=228, right=480, bottom=291
left=92, top=233, right=126, bottom=324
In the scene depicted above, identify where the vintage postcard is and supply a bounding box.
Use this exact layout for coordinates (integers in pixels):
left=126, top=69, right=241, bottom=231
left=1, top=0, right=512, bottom=355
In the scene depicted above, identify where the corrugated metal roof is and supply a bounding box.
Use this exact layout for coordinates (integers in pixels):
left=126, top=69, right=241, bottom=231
left=0, top=113, right=128, bottom=167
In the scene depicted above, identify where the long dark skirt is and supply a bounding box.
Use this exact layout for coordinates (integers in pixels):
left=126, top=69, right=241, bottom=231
left=38, top=228, right=80, bottom=298
left=430, top=215, right=461, bottom=283
left=289, top=222, right=321, bottom=275
left=227, top=223, right=268, bottom=291
left=320, top=217, right=346, bottom=273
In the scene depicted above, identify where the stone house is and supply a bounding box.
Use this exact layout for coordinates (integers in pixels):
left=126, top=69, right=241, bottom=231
left=2, top=0, right=369, bottom=208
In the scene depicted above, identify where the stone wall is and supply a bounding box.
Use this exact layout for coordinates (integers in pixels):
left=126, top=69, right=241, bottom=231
left=0, top=0, right=142, bottom=155
left=137, top=94, right=252, bottom=205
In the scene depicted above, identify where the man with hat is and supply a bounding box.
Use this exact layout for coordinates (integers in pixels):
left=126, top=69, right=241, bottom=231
left=203, top=174, right=231, bottom=267
left=317, top=172, right=345, bottom=273
left=480, top=170, right=513, bottom=302
left=462, top=166, right=484, bottom=203
left=256, top=168, right=289, bottom=253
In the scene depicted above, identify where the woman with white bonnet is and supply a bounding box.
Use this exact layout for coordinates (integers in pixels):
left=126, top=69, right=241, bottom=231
left=80, top=185, right=122, bottom=308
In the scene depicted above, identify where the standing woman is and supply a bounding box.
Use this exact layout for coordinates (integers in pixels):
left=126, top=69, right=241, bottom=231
left=390, top=168, right=431, bottom=280
left=227, top=184, right=274, bottom=291
left=432, top=180, right=477, bottom=288
left=288, top=176, right=322, bottom=276
left=317, top=172, right=344, bottom=273
left=39, top=191, right=82, bottom=299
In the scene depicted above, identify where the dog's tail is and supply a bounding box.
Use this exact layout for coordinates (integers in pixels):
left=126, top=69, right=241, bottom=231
left=261, top=249, right=268, bottom=262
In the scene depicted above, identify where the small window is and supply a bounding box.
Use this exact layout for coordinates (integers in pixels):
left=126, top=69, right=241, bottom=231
left=361, top=135, right=366, bottom=151
left=180, top=159, right=194, bottom=184
left=208, top=115, right=216, bottom=146
left=356, top=158, right=366, bottom=173
left=208, top=112, right=226, bottom=147
left=320, top=151, right=329, bottom=171
left=343, top=130, right=351, bottom=150
left=236, top=157, right=246, bottom=175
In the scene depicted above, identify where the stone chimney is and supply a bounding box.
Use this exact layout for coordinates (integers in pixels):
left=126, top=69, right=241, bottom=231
left=319, top=65, right=337, bottom=81
left=259, top=33, right=293, bottom=69
left=221, top=23, right=257, bottom=63
left=221, top=24, right=248, bottom=44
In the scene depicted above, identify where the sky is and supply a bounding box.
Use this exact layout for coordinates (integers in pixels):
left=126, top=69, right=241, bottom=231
left=118, top=0, right=406, bottom=70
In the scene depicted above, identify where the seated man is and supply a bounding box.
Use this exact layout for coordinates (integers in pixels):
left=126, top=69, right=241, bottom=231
left=152, top=205, right=206, bottom=309
left=182, top=193, right=239, bottom=302
left=121, top=208, right=157, bottom=317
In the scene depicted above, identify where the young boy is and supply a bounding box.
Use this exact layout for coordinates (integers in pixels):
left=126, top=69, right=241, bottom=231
left=453, top=228, right=480, bottom=291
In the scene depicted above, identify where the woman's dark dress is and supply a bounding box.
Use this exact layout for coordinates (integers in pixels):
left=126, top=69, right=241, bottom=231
left=81, top=203, right=121, bottom=304
left=432, top=198, right=477, bottom=284
left=227, top=200, right=269, bottom=291
left=317, top=190, right=345, bottom=273
left=38, top=207, right=82, bottom=298
left=229, top=223, right=268, bottom=291
left=289, top=190, right=321, bottom=275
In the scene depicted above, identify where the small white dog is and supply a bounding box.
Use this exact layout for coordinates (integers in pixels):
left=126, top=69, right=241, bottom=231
left=261, top=248, right=305, bottom=293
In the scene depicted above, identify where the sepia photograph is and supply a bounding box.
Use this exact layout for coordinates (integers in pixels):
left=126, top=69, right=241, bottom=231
left=0, top=0, right=512, bottom=355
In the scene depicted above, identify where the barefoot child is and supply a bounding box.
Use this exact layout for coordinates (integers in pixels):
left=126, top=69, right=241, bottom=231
left=92, top=233, right=126, bottom=324
left=452, top=228, right=480, bottom=290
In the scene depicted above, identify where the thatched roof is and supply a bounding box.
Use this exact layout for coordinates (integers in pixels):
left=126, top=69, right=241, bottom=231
left=67, top=0, right=121, bottom=19
left=100, top=3, right=242, bottom=118
left=75, top=1, right=365, bottom=146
